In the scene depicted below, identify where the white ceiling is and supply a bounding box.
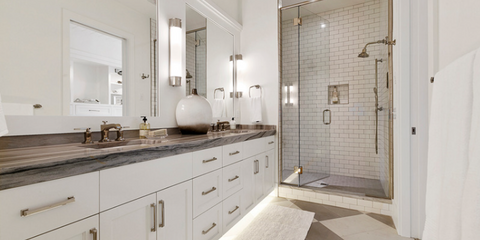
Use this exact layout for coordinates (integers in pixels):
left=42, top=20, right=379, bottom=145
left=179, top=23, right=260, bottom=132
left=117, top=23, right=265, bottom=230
left=281, top=0, right=371, bottom=20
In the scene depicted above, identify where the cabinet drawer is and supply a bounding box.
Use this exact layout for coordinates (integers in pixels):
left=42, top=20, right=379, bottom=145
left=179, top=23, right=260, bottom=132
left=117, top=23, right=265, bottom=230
left=222, top=142, right=243, bottom=166
left=243, top=138, right=265, bottom=158
left=193, top=169, right=223, bottom=218
left=222, top=161, right=243, bottom=199
left=223, top=190, right=243, bottom=233
left=30, top=215, right=99, bottom=240
left=100, top=153, right=192, bottom=211
left=75, top=104, right=111, bottom=116
left=265, top=136, right=275, bottom=150
left=0, top=172, right=99, bottom=240
left=193, top=146, right=223, bottom=177
left=193, top=203, right=223, bottom=240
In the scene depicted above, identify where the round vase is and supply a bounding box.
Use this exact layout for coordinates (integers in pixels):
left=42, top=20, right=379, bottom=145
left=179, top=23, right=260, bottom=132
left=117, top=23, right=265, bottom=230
left=176, top=89, right=212, bottom=134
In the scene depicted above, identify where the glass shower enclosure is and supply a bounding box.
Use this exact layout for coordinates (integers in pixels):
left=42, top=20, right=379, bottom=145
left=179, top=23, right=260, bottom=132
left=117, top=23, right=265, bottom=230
left=281, top=6, right=331, bottom=187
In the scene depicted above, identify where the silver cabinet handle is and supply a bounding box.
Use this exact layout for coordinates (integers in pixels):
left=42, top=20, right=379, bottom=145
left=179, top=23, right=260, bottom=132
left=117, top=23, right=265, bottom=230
left=228, top=175, right=239, bottom=182
left=202, top=223, right=217, bottom=235
left=268, top=141, right=274, bottom=144
left=266, top=156, right=269, bottom=168
left=228, top=206, right=239, bottom=215
left=202, top=157, right=218, bottom=163
left=90, top=228, right=98, bottom=240
left=229, top=151, right=240, bottom=156
left=323, top=109, right=331, bottom=125
left=159, top=200, right=165, bottom=228
left=150, top=203, right=157, bottom=232
left=202, top=187, right=217, bottom=195
left=21, top=196, right=75, bottom=217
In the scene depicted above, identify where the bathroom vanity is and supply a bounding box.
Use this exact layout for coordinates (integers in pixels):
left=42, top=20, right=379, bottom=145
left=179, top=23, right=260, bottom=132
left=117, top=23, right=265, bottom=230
left=0, top=130, right=276, bottom=240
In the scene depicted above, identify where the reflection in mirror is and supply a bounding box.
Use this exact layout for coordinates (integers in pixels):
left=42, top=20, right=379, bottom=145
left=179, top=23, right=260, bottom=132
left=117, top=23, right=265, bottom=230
left=185, top=5, right=234, bottom=122
left=0, top=0, right=156, bottom=117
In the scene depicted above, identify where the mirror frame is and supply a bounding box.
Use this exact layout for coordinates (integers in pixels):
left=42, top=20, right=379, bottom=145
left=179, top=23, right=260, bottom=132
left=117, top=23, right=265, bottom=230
left=5, top=0, right=242, bottom=136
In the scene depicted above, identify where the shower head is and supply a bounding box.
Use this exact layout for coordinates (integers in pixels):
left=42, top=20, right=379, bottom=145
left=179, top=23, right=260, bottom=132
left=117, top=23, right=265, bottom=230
left=357, top=39, right=387, bottom=58
left=358, top=49, right=369, bottom=58
left=373, top=87, right=378, bottom=94
left=186, top=69, right=193, bottom=79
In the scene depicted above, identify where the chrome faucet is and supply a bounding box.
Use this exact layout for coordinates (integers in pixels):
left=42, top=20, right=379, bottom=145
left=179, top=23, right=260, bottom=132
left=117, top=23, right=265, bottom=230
left=100, top=121, right=124, bottom=142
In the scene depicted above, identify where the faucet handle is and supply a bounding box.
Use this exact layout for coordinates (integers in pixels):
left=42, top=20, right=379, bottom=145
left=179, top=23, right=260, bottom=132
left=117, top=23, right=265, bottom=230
left=74, top=128, right=93, bottom=144
left=102, top=121, right=108, bottom=125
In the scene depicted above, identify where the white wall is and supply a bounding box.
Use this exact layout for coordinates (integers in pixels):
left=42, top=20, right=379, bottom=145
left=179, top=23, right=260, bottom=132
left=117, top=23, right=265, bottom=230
left=209, top=0, right=243, bottom=24
left=239, top=0, right=279, bottom=125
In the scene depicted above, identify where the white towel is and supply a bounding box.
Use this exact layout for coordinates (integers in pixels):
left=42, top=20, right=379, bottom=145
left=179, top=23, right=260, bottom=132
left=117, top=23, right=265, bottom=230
left=212, top=99, right=225, bottom=118
left=250, top=97, right=262, bottom=123
left=2, top=103, right=34, bottom=116
left=0, top=95, right=9, bottom=137
left=422, top=50, right=476, bottom=240
left=461, top=49, right=480, bottom=239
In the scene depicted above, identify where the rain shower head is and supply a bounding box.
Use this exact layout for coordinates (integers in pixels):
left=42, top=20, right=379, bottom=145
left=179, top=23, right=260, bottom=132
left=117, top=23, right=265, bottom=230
left=357, top=39, right=387, bottom=58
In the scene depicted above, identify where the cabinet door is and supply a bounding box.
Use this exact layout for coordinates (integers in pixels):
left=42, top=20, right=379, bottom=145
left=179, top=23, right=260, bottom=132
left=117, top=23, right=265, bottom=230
left=264, top=149, right=275, bottom=194
left=254, top=155, right=265, bottom=202
left=30, top=215, right=99, bottom=240
left=100, top=194, right=156, bottom=240
left=157, top=180, right=192, bottom=240
left=241, top=157, right=255, bottom=212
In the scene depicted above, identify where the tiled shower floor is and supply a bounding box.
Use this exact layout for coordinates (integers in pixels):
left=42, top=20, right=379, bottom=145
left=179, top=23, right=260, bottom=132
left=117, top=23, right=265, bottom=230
left=282, top=170, right=388, bottom=199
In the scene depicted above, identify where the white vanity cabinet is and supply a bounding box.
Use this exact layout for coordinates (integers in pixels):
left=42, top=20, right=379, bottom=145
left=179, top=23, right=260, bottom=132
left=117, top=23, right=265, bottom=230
left=30, top=215, right=99, bottom=240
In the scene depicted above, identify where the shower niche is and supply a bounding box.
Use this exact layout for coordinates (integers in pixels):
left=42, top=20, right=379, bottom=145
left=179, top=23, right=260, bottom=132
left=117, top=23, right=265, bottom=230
left=328, top=84, right=349, bottom=105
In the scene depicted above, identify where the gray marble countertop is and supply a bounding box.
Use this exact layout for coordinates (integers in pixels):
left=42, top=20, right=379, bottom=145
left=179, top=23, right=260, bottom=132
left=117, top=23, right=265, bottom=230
left=0, top=129, right=276, bottom=191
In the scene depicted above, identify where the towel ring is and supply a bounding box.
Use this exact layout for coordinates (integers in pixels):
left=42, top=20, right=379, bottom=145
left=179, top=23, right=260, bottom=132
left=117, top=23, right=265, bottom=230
left=249, top=85, right=262, bottom=98
left=214, top=87, right=225, bottom=99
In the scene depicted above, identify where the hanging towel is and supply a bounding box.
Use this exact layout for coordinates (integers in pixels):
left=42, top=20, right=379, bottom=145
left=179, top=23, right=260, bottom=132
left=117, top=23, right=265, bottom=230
left=422, top=50, right=476, bottom=240
left=212, top=99, right=225, bottom=118
left=0, top=95, right=9, bottom=137
left=461, top=49, right=480, bottom=240
left=250, top=97, right=262, bottom=123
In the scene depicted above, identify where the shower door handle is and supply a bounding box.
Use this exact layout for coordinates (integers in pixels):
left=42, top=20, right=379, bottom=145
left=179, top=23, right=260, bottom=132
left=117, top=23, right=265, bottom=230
left=323, top=109, right=331, bottom=125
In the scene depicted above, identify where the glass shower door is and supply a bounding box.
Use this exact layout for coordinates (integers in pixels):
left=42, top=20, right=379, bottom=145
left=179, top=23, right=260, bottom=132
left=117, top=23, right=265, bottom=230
left=297, top=6, right=331, bottom=187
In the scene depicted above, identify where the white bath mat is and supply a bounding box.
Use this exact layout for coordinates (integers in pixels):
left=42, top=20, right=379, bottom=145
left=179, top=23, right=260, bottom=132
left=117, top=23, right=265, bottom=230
left=235, top=204, right=314, bottom=240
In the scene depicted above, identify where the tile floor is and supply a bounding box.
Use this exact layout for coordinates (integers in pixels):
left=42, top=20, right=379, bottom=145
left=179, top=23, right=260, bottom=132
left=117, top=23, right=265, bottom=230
left=270, top=197, right=410, bottom=240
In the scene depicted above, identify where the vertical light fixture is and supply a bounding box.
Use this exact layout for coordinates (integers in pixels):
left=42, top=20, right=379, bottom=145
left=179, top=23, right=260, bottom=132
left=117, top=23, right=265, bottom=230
left=285, top=83, right=293, bottom=106
left=169, top=18, right=182, bottom=87
left=230, top=54, right=243, bottom=98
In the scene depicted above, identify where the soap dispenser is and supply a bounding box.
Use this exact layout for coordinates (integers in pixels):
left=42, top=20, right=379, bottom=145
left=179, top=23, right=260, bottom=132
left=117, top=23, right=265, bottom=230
left=139, top=116, right=150, bottom=139
left=230, top=117, right=236, bottom=130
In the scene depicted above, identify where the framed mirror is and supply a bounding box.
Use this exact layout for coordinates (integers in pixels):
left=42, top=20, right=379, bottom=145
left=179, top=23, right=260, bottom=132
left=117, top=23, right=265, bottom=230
left=185, top=4, right=234, bottom=122
left=0, top=0, right=157, bottom=117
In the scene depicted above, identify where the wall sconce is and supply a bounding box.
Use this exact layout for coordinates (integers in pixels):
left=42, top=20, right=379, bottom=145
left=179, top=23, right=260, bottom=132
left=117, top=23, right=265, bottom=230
left=230, top=54, right=243, bottom=70
left=169, top=18, right=182, bottom=87
left=285, top=83, right=293, bottom=106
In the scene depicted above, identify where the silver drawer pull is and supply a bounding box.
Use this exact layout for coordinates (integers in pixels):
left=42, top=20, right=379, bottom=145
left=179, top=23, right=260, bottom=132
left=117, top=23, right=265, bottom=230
left=202, top=187, right=217, bottom=195
left=268, top=141, right=274, bottom=144
left=202, top=157, right=218, bottom=163
left=20, top=196, right=75, bottom=217
left=202, top=223, right=217, bottom=235
left=228, top=175, right=239, bottom=182
left=90, top=228, right=98, bottom=240
left=228, top=206, right=239, bottom=215
left=229, top=151, right=240, bottom=156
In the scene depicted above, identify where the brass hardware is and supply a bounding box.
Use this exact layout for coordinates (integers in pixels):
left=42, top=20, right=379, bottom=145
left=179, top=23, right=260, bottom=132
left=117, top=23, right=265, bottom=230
left=213, top=121, right=229, bottom=132
left=100, top=121, right=122, bottom=142
left=228, top=206, right=239, bottom=215
left=249, top=85, right=262, bottom=98
left=150, top=203, right=157, bottom=232
left=430, top=77, right=435, bottom=83
left=268, top=141, right=274, bottom=144
left=90, top=228, right=98, bottom=240
left=266, top=156, right=269, bottom=168
left=229, top=151, right=240, bottom=156
left=323, top=109, right=331, bottom=125
left=203, top=157, right=218, bottom=163
left=159, top=200, right=165, bottom=228
left=202, top=223, right=217, bottom=235
left=202, top=187, right=217, bottom=195
left=254, top=160, right=259, bottom=174
left=89, top=110, right=100, bottom=112
left=294, top=166, right=303, bottom=174
left=141, top=73, right=150, bottom=79
left=228, top=175, right=239, bottom=182
left=20, top=196, right=75, bottom=217
left=294, top=17, right=302, bottom=26
left=230, top=92, right=243, bottom=98
left=74, top=128, right=93, bottom=144
left=169, top=76, right=181, bottom=87
left=214, top=88, right=225, bottom=100
left=33, top=104, right=42, bottom=109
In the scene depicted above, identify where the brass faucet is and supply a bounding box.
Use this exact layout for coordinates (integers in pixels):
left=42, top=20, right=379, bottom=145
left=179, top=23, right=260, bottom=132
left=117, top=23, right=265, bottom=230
left=100, top=121, right=123, bottom=142
left=215, top=121, right=230, bottom=132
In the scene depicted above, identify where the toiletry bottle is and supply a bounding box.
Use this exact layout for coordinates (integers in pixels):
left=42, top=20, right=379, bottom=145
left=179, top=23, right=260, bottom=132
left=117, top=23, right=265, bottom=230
left=230, top=117, right=236, bottom=130
left=139, top=116, right=150, bottom=139
left=332, top=86, right=339, bottom=104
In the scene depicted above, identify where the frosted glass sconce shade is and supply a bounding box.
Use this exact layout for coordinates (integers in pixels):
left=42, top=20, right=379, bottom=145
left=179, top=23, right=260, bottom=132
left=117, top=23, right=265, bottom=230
left=169, top=18, right=182, bottom=87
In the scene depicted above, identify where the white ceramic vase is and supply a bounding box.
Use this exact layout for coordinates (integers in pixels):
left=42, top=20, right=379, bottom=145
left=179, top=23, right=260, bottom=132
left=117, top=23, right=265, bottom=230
left=176, top=89, right=212, bottom=134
